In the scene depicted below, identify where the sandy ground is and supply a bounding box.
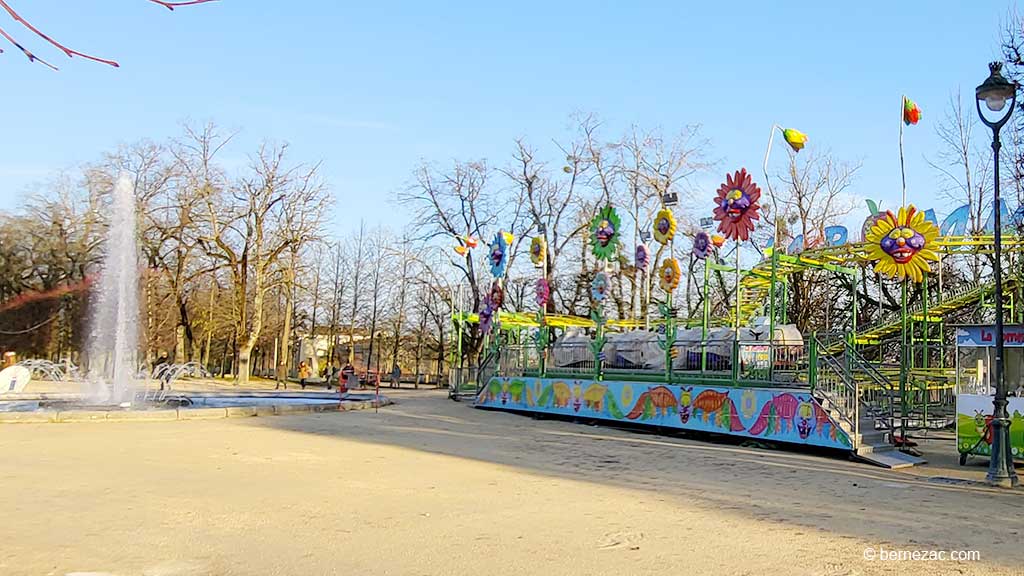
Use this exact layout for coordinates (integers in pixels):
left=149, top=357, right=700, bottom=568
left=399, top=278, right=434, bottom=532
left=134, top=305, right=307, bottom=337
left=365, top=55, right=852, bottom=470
left=0, top=388, right=1021, bottom=576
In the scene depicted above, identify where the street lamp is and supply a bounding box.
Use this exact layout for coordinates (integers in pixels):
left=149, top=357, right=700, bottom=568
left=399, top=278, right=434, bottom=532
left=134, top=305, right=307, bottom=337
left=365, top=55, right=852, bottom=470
left=976, top=61, right=1019, bottom=488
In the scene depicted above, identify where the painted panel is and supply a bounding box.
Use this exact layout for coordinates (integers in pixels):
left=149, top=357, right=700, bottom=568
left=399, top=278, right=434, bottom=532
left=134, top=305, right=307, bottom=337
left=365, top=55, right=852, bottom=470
left=476, top=377, right=852, bottom=450
left=955, top=394, right=1024, bottom=460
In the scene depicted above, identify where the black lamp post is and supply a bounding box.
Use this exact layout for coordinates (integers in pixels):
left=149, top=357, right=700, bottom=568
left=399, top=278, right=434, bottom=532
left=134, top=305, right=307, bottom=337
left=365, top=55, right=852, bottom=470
left=976, top=61, right=1020, bottom=488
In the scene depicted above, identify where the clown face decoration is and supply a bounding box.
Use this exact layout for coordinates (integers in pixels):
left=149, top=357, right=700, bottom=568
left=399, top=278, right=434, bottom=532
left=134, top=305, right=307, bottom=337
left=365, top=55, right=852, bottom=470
left=865, top=205, right=938, bottom=283
left=589, top=205, right=621, bottom=260
left=489, top=280, right=504, bottom=309
left=535, top=278, right=550, bottom=307
left=659, top=258, right=681, bottom=293
left=653, top=208, right=677, bottom=245
left=712, top=168, right=762, bottom=242
left=692, top=231, right=711, bottom=260
left=635, top=243, right=650, bottom=270
left=488, top=232, right=509, bottom=277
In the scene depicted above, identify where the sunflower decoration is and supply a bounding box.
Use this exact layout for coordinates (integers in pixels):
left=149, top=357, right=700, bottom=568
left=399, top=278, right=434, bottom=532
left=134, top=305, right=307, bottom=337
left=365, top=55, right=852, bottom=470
left=653, top=208, right=677, bottom=245
left=692, top=231, right=711, bottom=260
left=864, top=205, right=938, bottom=283
left=488, top=232, right=509, bottom=277
left=659, top=258, right=681, bottom=293
left=712, top=168, right=762, bottom=242
left=535, top=278, right=550, bottom=307
left=590, top=205, right=621, bottom=260
left=529, top=236, right=546, bottom=266
left=635, top=243, right=651, bottom=270
left=591, top=272, right=610, bottom=303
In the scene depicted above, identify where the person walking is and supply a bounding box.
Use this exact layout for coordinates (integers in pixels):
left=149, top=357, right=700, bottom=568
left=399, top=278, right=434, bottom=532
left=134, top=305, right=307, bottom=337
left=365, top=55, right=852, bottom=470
left=298, top=361, right=311, bottom=390
left=340, top=362, right=356, bottom=394
left=390, top=363, right=401, bottom=389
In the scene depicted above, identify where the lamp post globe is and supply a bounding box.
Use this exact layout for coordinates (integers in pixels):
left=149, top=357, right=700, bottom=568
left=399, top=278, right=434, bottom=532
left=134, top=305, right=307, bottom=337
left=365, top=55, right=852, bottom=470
left=976, top=61, right=1019, bottom=488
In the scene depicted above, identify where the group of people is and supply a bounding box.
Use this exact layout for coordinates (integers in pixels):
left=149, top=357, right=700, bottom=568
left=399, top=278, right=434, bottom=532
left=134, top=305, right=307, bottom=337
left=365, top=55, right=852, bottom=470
left=275, top=360, right=359, bottom=392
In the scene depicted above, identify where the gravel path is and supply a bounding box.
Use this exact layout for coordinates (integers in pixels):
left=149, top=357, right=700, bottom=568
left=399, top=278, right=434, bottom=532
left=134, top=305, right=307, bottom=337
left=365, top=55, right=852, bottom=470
left=0, top=389, right=1020, bottom=575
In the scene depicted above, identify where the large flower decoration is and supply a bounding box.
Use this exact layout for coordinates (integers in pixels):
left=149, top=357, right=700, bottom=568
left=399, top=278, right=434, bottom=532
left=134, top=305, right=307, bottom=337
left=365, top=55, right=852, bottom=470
left=692, top=231, right=711, bottom=260
left=479, top=300, right=495, bottom=335
left=659, top=258, right=681, bottom=293
left=591, top=272, right=610, bottom=302
left=635, top=243, right=650, bottom=270
left=535, top=278, right=550, bottom=307
left=653, top=208, right=677, bottom=245
left=529, top=236, right=546, bottom=266
left=590, top=205, right=621, bottom=260
left=488, top=232, right=509, bottom=277
left=865, top=205, right=938, bottom=283
left=712, top=168, right=762, bottom=242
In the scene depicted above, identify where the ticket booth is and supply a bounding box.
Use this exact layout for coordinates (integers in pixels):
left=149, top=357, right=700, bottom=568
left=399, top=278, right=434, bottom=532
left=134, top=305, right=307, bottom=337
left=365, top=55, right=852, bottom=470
left=954, top=325, right=1024, bottom=465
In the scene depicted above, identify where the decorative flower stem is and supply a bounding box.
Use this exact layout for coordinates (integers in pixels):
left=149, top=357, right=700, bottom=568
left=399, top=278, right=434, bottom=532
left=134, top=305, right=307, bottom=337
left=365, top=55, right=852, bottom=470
left=657, top=294, right=677, bottom=383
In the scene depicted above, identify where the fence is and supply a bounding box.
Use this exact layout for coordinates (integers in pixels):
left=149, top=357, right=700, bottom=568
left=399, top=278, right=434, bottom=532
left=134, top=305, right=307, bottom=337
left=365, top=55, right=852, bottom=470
left=501, top=339, right=813, bottom=387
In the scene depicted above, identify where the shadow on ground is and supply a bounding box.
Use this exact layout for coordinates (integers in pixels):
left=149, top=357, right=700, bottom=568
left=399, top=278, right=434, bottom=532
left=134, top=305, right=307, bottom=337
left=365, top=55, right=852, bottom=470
left=251, top=388, right=1024, bottom=569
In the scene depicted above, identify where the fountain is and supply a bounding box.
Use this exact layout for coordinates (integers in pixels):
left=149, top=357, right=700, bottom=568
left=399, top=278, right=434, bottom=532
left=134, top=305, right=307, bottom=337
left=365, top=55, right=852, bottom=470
left=0, top=174, right=391, bottom=418
left=87, top=174, right=140, bottom=405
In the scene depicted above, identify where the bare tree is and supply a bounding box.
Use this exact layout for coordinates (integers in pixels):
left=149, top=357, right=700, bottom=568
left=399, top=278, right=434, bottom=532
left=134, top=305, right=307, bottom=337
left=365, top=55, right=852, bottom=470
left=928, top=89, right=993, bottom=235
left=200, top=144, right=327, bottom=386
left=346, top=223, right=367, bottom=364
left=768, top=149, right=861, bottom=331
left=399, top=161, right=495, bottom=361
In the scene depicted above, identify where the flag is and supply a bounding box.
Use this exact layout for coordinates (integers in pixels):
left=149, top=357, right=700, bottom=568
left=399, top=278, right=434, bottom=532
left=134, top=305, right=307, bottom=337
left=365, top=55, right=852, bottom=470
left=903, top=97, right=922, bottom=126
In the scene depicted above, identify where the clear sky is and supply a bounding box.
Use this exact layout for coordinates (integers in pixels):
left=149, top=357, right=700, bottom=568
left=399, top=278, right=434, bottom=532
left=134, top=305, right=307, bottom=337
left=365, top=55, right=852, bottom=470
left=0, top=1, right=1016, bottom=238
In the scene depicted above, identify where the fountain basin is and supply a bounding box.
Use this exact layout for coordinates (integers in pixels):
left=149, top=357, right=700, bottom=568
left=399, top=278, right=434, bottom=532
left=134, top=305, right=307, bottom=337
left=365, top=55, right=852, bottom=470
left=0, top=392, right=391, bottom=423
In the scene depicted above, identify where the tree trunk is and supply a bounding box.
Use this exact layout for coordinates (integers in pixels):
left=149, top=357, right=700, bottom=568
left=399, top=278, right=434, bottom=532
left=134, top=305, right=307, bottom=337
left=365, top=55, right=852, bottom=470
left=280, top=258, right=296, bottom=381
left=237, top=341, right=253, bottom=385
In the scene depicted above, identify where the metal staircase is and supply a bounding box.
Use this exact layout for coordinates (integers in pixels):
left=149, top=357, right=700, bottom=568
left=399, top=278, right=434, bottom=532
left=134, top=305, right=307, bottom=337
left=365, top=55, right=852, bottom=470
left=448, top=350, right=498, bottom=401
left=811, top=335, right=924, bottom=468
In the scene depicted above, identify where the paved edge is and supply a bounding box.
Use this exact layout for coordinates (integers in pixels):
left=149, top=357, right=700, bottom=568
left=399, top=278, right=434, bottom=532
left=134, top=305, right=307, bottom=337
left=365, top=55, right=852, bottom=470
left=0, top=399, right=390, bottom=424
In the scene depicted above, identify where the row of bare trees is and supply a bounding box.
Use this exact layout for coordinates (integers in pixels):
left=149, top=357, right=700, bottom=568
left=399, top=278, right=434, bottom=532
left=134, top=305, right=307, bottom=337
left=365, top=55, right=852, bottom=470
left=4, top=95, right=1010, bottom=377
left=0, top=123, right=455, bottom=386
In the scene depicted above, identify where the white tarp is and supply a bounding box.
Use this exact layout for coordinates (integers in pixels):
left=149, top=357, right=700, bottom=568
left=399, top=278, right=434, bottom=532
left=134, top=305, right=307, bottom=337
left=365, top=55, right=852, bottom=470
left=605, top=330, right=661, bottom=369
left=0, top=366, right=31, bottom=394
left=551, top=330, right=592, bottom=367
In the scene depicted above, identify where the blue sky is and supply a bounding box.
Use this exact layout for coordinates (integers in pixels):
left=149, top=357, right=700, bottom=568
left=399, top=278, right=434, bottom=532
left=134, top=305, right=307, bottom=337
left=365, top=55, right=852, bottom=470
left=0, top=1, right=1016, bottom=238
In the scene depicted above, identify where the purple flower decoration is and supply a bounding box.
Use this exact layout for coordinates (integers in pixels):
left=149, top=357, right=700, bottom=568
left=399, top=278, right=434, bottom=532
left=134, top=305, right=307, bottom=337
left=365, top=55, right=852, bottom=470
left=536, top=278, right=551, bottom=307
left=479, top=297, right=495, bottom=334
left=692, top=231, right=711, bottom=260
left=635, top=243, right=650, bottom=270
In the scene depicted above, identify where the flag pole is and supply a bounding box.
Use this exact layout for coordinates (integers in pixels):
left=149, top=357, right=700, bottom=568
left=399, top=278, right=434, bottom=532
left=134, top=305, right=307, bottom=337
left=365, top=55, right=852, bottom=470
left=899, top=95, right=907, bottom=206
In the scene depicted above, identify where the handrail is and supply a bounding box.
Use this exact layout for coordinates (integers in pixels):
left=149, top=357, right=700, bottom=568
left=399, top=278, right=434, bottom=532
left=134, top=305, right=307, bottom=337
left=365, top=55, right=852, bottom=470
left=841, top=341, right=895, bottom=439
left=815, top=346, right=859, bottom=443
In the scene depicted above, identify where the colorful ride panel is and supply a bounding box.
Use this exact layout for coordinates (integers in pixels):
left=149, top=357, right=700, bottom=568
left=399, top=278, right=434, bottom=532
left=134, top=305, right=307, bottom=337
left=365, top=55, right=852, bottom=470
left=956, top=394, right=1024, bottom=461
left=475, top=377, right=852, bottom=451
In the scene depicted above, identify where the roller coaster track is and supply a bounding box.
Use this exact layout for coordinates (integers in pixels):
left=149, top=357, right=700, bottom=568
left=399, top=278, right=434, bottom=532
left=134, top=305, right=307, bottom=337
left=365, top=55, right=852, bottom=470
left=735, top=234, right=1024, bottom=328
left=853, top=276, right=1019, bottom=344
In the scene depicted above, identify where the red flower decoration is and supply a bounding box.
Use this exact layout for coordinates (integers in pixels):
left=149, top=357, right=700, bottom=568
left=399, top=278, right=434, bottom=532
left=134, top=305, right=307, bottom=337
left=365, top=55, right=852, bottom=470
left=712, top=168, right=761, bottom=242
